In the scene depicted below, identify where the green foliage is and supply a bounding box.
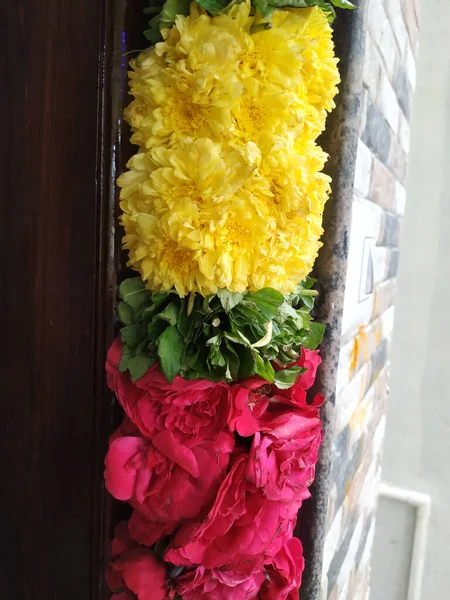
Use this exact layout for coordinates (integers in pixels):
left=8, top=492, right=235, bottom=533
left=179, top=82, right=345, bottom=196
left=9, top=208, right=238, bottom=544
left=116, top=277, right=324, bottom=386
left=142, top=0, right=355, bottom=43
left=158, top=325, right=184, bottom=382
left=196, top=0, right=230, bottom=11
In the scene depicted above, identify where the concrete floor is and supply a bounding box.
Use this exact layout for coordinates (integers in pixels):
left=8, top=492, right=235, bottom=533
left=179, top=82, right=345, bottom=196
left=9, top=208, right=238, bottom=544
left=371, top=1, right=450, bottom=598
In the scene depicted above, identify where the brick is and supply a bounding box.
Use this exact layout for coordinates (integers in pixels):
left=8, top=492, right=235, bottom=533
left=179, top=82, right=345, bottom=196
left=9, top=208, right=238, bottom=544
left=368, top=0, right=388, bottom=49
left=362, top=98, right=392, bottom=166
left=405, top=39, right=417, bottom=91
left=360, top=519, right=376, bottom=572
left=347, top=451, right=376, bottom=511
left=331, top=437, right=363, bottom=517
left=395, top=180, right=407, bottom=215
left=401, top=0, right=419, bottom=55
left=380, top=212, right=401, bottom=247
left=380, top=304, right=396, bottom=340
left=377, top=18, right=399, bottom=81
left=354, top=140, right=372, bottom=199
left=393, top=66, right=413, bottom=119
left=383, top=0, right=409, bottom=55
left=370, top=156, right=396, bottom=211
left=335, top=363, right=371, bottom=435
left=327, top=514, right=360, bottom=592
left=388, top=136, right=408, bottom=183
left=340, top=199, right=386, bottom=342
left=359, top=87, right=369, bottom=137
left=387, top=248, right=400, bottom=278
left=334, top=518, right=366, bottom=596
left=371, top=278, right=397, bottom=320
left=371, top=246, right=390, bottom=284
left=363, top=33, right=382, bottom=101
left=323, top=504, right=344, bottom=574
left=380, top=74, right=400, bottom=135
left=369, top=338, right=388, bottom=384
left=398, top=109, right=411, bottom=154
left=355, top=516, right=374, bottom=569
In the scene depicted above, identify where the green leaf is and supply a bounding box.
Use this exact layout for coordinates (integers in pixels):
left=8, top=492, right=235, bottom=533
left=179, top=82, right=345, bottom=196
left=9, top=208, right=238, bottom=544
left=208, top=344, right=227, bottom=368
left=128, top=353, right=154, bottom=381
left=246, top=288, right=284, bottom=320
left=301, top=294, right=315, bottom=310
left=278, top=301, right=303, bottom=328
left=196, top=0, right=229, bottom=11
left=330, top=0, right=356, bottom=9
left=253, top=352, right=275, bottom=383
left=160, top=0, right=191, bottom=28
left=147, top=317, right=168, bottom=339
left=224, top=340, right=241, bottom=381
left=120, top=323, right=146, bottom=349
left=274, top=366, right=302, bottom=389
left=135, top=336, right=151, bottom=355
left=231, top=304, right=267, bottom=327
left=268, top=0, right=308, bottom=6
left=302, top=276, right=316, bottom=290
left=177, top=299, right=191, bottom=339
left=144, top=17, right=163, bottom=44
left=206, top=333, right=221, bottom=346
left=119, top=278, right=152, bottom=309
left=116, top=301, right=135, bottom=325
left=303, top=321, right=325, bottom=350
left=157, top=325, right=184, bottom=382
left=217, top=289, right=245, bottom=312
left=236, top=346, right=255, bottom=379
left=119, top=347, right=132, bottom=373
left=252, top=0, right=275, bottom=18
left=152, top=292, right=170, bottom=307
left=154, top=302, right=179, bottom=326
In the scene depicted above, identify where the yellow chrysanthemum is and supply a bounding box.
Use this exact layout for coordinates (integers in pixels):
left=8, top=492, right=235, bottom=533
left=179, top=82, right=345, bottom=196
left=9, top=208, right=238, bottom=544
left=118, top=2, right=339, bottom=296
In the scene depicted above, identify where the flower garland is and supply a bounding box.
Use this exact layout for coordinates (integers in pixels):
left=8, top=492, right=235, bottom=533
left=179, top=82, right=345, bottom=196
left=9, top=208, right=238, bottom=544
left=104, top=1, right=352, bottom=598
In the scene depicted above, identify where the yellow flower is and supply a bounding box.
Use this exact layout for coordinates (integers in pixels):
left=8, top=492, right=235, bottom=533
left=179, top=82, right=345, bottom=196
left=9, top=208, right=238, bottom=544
left=118, top=2, right=339, bottom=296
left=245, top=139, right=330, bottom=222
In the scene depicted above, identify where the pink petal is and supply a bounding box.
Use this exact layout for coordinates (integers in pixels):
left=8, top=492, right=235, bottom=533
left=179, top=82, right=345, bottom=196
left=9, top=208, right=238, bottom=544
left=152, top=430, right=199, bottom=478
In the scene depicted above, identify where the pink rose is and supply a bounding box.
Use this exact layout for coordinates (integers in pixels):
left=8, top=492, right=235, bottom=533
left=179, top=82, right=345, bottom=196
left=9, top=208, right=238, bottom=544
left=228, top=349, right=323, bottom=437
left=176, top=566, right=265, bottom=600
left=165, top=455, right=296, bottom=574
left=106, top=338, right=230, bottom=444
left=106, top=522, right=168, bottom=600
left=259, top=538, right=305, bottom=600
left=247, top=412, right=323, bottom=504
left=105, top=426, right=234, bottom=545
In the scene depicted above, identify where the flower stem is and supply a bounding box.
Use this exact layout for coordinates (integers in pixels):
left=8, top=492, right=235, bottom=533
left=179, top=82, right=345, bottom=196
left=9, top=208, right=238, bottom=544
left=250, top=22, right=273, bottom=34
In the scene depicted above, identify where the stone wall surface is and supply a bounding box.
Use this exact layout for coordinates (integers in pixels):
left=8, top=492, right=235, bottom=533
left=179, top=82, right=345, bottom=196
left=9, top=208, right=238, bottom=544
left=320, top=1, right=420, bottom=598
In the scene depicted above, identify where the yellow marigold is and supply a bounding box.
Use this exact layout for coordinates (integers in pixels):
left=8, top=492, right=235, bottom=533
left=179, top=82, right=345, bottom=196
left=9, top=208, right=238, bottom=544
left=118, top=2, right=339, bottom=296
left=245, top=139, right=330, bottom=221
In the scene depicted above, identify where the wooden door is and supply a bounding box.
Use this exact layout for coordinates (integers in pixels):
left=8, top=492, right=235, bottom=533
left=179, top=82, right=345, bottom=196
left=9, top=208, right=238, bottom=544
left=0, top=2, right=144, bottom=598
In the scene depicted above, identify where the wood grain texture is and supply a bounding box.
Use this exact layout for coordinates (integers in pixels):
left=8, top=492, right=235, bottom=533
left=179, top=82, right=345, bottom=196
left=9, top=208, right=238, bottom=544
left=0, top=0, right=144, bottom=597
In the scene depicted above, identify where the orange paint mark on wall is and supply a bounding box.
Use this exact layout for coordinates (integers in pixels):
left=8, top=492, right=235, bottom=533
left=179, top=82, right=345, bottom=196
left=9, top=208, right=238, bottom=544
left=349, top=325, right=368, bottom=376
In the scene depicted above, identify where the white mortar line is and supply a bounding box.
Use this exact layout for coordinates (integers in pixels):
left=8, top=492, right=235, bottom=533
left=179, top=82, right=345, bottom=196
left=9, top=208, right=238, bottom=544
left=378, top=482, right=431, bottom=600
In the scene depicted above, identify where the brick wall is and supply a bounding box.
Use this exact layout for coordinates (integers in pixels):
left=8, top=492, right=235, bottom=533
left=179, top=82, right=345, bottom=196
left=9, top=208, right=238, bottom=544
left=320, top=1, right=419, bottom=598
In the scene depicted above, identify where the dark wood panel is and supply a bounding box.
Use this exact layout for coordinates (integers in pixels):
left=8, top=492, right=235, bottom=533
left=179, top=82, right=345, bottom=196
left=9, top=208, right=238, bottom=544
left=0, top=2, right=116, bottom=598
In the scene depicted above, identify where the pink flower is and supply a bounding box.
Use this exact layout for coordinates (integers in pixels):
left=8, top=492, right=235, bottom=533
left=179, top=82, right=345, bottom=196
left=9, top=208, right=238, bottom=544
left=228, top=348, right=323, bottom=437
left=176, top=566, right=265, bottom=600
left=104, top=426, right=234, bottom=545
left=165, top=455, right=296, bottom=574
left=259, top=538, right=305, bottom=600
left=106, top=522, right=168, bottom=600
left=247, top=412, right=323, bottom=504
left=106, top=338, right=230, bottom=444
